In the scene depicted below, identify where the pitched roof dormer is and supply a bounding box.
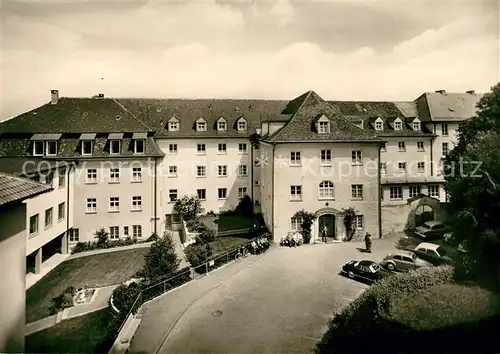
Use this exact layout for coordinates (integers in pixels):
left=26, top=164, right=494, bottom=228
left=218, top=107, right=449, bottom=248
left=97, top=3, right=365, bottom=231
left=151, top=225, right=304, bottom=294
left=393, top=117, right=403, bottom=130
left=196, top=117, right=207, bottom=132
left=374, top=117, right=384, bottom=131
left=167, top=116, right=180, bottom=131
left=412, top=117, right=421, bottom=131
left=314, top=114, right=331, bottom=134
left=216, top=117, right=227, bottom=131
left=236, top=116, right=247, bottom=132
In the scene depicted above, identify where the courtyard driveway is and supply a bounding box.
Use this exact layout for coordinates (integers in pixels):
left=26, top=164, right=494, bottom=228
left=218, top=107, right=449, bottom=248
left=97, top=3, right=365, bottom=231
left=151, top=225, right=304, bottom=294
left=130, top=236, right=400, bottom=354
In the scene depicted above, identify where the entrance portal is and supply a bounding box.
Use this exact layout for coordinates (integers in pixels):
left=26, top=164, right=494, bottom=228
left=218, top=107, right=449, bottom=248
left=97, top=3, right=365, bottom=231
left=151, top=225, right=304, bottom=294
left=414, top=204, right=434, bottom=227
left=318, top=214, right=336, bottom=240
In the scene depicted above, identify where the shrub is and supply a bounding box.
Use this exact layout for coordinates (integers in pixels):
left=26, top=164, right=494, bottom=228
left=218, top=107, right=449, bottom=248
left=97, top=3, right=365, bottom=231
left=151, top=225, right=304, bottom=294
left=142, top=232, right=180, bottom=281
left=110, top=282, right=142, bottom=316
left=185, top=243, right=213, bottom=267
left=173, top=195, right=202, bottom=220
left=234, top=195, right=254, bottom=217
left=292, top=210, right=316, bottom=244
left=71, top=241, right=97, bottom=254
left=196, top=227, right=216, bottom=245
left=49, top=286, right=75, bottom=315
left=341, top=207, right=357, bottom=241
left=94, top=228, right=109, bottom=247
left=147, top=233, right=159, bottom=242
left=185, top=218, right=203, bottom=233
left=71, top=238, right=141, bottom=254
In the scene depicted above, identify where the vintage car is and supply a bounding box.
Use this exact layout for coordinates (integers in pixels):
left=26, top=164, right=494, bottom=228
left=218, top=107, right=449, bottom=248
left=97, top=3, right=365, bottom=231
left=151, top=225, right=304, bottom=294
left=411, top=242, right=454, bottom=266
left=380, top=250, right=433, bottom=272
left=414, top=221, right=452, bottom=239
left=341, top=260, right=393, bottom=283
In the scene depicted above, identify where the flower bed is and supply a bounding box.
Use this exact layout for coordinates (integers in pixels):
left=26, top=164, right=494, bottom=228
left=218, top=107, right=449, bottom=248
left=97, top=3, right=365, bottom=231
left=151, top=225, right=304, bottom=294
left=73, top=288, right=96, bottom=305
left=71, top=238, right=146, bottom=254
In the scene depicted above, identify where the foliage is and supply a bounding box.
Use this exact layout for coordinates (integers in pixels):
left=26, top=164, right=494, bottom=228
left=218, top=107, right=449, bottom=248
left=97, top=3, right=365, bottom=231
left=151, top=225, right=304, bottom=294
left=234, top=195, right=254, bottom=218
left=196, top=226, right=216, bottom=244
left=292, top=210, right=316, bottom=244
left=173, top=195, right=202, bottom=220
left=71, top=237, right=140, bottom=254
left=110, top=282, right=142, bottom=316
left=147, top=233, right=159, bottom=242
left=444, top=83, right=500, bottom=289
left=142, top=232, right=180, bottom=281
left=185, top=218, right=205, bottom=233
left=341, top=207, right=357, bottom=241
left=205, top=210, right=216, bottom=216
left=94, top=228, right=109, bottom=247
left=49, top=286, right=75, bottom=315
left=185, top=243, right=213, bottom=267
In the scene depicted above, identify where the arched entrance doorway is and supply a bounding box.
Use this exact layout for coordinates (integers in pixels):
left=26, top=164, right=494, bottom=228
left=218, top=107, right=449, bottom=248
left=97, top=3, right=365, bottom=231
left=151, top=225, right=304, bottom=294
left=414, top=204, right=434, bottom=227
left=318, top=214, right=336, bottom=240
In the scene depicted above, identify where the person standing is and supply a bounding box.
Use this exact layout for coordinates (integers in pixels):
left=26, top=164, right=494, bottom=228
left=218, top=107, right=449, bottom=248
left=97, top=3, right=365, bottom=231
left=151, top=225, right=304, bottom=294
left=322, top=225, right=328, bottom=243
left=365, top=232, right=372, bottom=253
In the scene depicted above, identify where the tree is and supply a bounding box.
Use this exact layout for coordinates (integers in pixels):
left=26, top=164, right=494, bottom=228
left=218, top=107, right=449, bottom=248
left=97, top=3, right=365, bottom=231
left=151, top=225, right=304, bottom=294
left=341, top=207, right=357, bottom=241
left=142, top=232, right=180, bottom=281
left=293, top=210, right=316, bottom=244
left=234, top=195, right=254, bottom=217
left=444, top=83, right=500, bottom=288
left=173, top=195, right=202, bottom=220
left=94, top=228, right=109, bottom=247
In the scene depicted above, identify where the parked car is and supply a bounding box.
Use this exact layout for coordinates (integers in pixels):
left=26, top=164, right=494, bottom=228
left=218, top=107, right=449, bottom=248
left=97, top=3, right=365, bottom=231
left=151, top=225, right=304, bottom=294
left=414, top=221, right=452, bottom=239
left=341, top=260, right=392, bottom=283
left=411, top=242, right=454, bottom=266
left=380, top=250, right=433, bottom=272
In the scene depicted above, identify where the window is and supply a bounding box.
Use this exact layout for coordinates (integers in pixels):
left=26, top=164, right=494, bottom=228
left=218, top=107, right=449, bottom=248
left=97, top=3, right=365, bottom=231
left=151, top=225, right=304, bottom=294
left=218, top=165, right=227, bottom=177
left=68, top=228, right=79, bottom=242
left=197, top=121, right=207, bottom=131
left=110, top=226, right=120, bottom=240
left=45, top=208, right=53, bottom=228
left=132, top=225, right=142, bottom=238
left=442, top=142, right=449, bottom=156
left=237, top=121, right=247, bottom=131
left=46, top=141, right=57, bottom=156
left=238, top=143, right=248, bottom=154
left=33, top=141, right=44, bottom=156
left=82, top=140, right=93, bottom=155
left=398, top=162, right=407, bottom=171
left=134, top=139, right=145, bottom=154
left=168, top=121, right=179, bottom=131
left=109, top=168, right=120, bottom=183
left=319, top=181, right=335, bottom=199
left=45, top=172, right=53, bottom=186
left=351, top=184, right=363, bottom=200
left=58, top=202, right=65, bottom=221
left=168, top=144, right=178, bottom=154
left=218, top=143, right=227, bottom=154
left=218, top=188, right=227, bottom=199
left=441, top=124, right=448, bottom=136
left=417, top=141, right=424, bottom=151
left=381, top=143, right=387, bottom=152
left=318, top=121, right=330, bottom=134
left=290, top=185, right=302, bottom=201
left=380, top=163, right=387, bottom=174
left=428, top=185, right=440, bottom=197
left=375, top=121, right=383, bottom=131
left=320, top=150, right=332, bottom=165
left=398, top=141, right=406, bottom=151
left=402, top=256, right=414, bottom=263
left=110, top=140, right=120, bottom=154
left=390, top=187, right=403, bottom=200
left=351, top=150, right=362, bottom=164
left=109, top=197, right=120, bottom=212
left=413, top=122, right=421, bottom=131
left=29, top=214, right=39, bottom=235
left=197, top=144, right=206, bottom=154
left=238, top=165, right=248, bottom=177
left=169, top=189, right=178, bottom=202
left=132, top=196, right=142, bottom=211
left=291, top=217, right=302, bottom=231
left=290, top=151, right=301, bottom=166
left=197, top=189, right=206, bottom=200
left=238, top=187, right=247, bottom=199
left=86, top=198, right=97, bottom=213
left=418, top=162, right=425, bottom=172
left=218, top=121, right=227, bottom=131
left=354, top=215, right=364, bottom=229
left=168, top=165, right=178, bottom=178
left=124, top=226, right=129, bottom=237
left=132, top=167, right=142, bottom=182
left=196, top=166, right=206, bottom=177
left=58, top=168, right=66, bottom=187
left=394, top=121, right=402, bottom=130
left=409, top=186, right=421, bottom=198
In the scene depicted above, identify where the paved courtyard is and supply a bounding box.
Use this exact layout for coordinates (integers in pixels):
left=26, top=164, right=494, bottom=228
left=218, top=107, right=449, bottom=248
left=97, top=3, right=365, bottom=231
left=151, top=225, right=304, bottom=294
left=130, top=236, right=401, bottom=354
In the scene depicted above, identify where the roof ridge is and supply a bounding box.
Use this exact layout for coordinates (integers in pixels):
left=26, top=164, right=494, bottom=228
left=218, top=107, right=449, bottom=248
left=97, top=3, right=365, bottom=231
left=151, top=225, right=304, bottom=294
left=112, top=98, right=153, bottom=132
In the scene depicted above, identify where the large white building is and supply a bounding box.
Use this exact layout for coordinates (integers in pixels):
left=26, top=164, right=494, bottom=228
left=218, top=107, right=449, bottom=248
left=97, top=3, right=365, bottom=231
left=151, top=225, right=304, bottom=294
left=0, top=88, right=482, bottom=254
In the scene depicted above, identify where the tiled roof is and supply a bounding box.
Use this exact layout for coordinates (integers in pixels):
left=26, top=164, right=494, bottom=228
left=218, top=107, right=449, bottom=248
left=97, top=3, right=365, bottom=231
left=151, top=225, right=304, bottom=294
left=264, top=91, right=381, bottom=143
left=0, top=157, right=60, bottom=176
left=419, top=92, right=483, bottom=121
left=117, top=98, right=287, bottom=138
left=0, top=172, right=52, bottom=207
left=0, top=98, right=153, bottom=134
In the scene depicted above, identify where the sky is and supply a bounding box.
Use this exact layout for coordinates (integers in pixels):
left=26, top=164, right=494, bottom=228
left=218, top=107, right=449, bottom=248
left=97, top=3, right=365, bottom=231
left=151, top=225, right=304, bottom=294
left=1, top=0, right=499, bottom=121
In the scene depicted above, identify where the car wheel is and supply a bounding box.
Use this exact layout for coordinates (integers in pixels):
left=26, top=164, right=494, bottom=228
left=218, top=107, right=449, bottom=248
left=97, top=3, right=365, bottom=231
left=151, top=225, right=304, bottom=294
left=347, top=271, right=355, bottom=279
left=387, top=263, right=395, bottom=271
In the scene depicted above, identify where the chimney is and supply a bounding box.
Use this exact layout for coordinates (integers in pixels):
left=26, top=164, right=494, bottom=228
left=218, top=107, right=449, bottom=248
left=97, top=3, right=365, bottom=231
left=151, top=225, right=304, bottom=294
left=98, top=93, right=104, bottom=98
left=50, top=90, right=59, bottom=104
left=435, top=90, right=446, bottom=95
left=466, top=90, right=475, bottom=95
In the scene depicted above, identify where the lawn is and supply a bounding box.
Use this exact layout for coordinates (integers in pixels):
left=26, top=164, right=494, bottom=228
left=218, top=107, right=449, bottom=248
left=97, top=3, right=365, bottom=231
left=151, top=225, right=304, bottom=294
left=26, top=247, right=149, bottom=323
left=217, top=215, right=259, bottom=232
left=209, top=236, right=250, bottom=254
left=25, top=308, right=114, bottom=353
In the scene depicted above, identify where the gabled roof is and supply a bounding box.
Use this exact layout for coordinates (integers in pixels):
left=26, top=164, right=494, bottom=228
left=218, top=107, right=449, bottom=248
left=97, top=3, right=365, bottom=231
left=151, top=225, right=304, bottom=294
left=264, top=91, right=381, bottom=143
left=0, top=157, right=61, bottom=176
left=416, top=92, right=483, bottom=121
left=0, top=98, right=153, bottom=134
left=0, top=172, right=52, bottom=207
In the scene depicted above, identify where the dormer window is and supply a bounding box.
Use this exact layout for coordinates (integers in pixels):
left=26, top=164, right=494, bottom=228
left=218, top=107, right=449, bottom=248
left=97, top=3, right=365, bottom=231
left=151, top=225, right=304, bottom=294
left=132, top=133, right=147, bottom=154
left=217, top=118, right=227, bottom=131
left=375, top=118, right=384, bottom=131
left=237, top=117, right=247, bottom=131
left=315, top=114, right=330, bottom=134
left=46, top=141, right=57, bottom=156
left=110, top=140, right=120, bottom=154
left=196, top=117, right=207, bottom=132
left=30, top=133, right=62, bottom=156
left=33, top=141, right=44, bottom=156
left=79, top=133, right=96, bottom=156
left=412, top=118, right=421, bottom=131
left=167, top=116, right=180, bottom=131
left=394, top=119, right=403, bottom=130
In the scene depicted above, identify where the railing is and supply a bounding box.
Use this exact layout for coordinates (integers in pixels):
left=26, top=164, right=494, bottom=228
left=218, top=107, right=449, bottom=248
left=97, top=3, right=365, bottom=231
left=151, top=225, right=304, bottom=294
left=113, top=234, right=271, bottom=341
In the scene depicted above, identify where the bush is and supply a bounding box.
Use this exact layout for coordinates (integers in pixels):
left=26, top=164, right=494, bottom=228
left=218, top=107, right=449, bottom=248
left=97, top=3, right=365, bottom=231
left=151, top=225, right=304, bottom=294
left=142, top=232, right=180, bottom=281
left=234, top=195, right=254, bottom=218
left=196, top=227, right=216, bottom=245
left=147, top=233, right=159, bottom=242
left=72, top=241, right=97, bottom=254
left=71, top=238, right=141, bottom=254
left=185, top=218, right=204, bottom=233
left=185, top=243, right=213, bottom=267
left=49, top=286, right=75, bottom=315
left=110, top=282, right=142, bottom=316
left=94, top=228, right=109, bottom=247
left=292, top=210, right=315, bottom=244
left=174, top=195, right=202, bottom=220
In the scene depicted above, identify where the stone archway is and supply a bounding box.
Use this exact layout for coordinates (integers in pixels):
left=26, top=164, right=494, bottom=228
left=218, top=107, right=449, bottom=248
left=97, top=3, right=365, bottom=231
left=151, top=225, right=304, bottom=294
left=314, top=207, right=341, bottom=243
left=414, top=204, right=435, bottom=227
